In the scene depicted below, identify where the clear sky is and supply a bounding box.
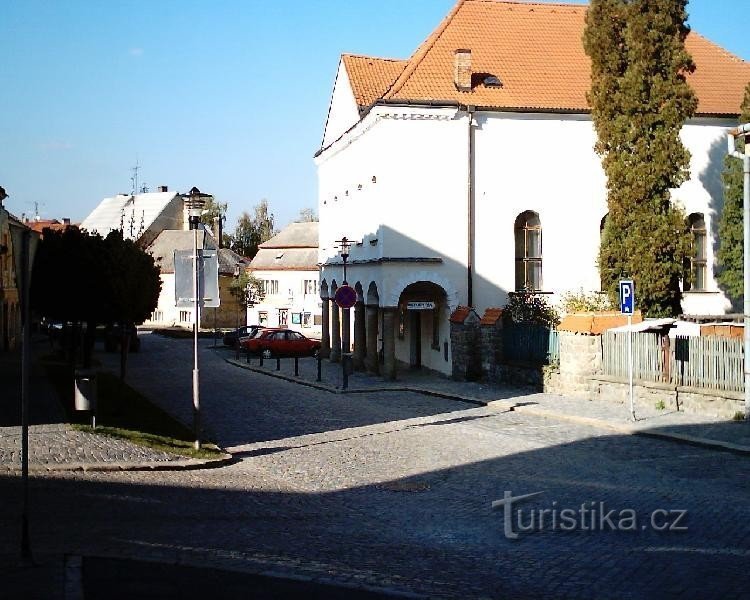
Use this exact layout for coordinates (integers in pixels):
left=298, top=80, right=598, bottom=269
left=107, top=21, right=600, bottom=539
left=2, top=0, right=749, bottom=231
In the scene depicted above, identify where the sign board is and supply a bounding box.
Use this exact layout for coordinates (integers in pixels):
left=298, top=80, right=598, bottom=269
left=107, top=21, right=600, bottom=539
left=175, top=249, right=220, bottom=308
left=407, top=301, right=435, bottom=310
left=619, top=280, right=634, bottom=315
left=334, top=284, right=357, bottom=309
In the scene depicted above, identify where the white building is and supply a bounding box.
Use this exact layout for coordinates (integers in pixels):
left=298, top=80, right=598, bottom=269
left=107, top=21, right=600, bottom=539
left=315, top=0, right=750, bottom=378
left=246, top=222, right=322, bottom=338
left=80, top=186, right=184, bottom=247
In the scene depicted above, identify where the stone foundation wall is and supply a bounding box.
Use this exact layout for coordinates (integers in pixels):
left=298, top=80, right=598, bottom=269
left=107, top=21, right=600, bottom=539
left=450, top=320, right=482, bottom=381
left=554, top=332, right=602, bottom=398
left=590, top=375, right=743, bottom=419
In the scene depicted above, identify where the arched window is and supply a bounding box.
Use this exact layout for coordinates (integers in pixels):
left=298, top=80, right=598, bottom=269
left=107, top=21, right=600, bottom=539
left=686, top=213, right=707, bottom=291
left=514, top=211, right=542, bottom=291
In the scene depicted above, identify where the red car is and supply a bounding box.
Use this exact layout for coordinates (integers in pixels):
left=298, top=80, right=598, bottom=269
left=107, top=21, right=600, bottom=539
left=241, top=328, right=321, bottom=358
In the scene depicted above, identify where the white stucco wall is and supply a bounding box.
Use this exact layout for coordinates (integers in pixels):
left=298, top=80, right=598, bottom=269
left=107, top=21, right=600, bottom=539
left=246, top=268, right=322, bottom=338
left=322, top=61, right=362, bottom=149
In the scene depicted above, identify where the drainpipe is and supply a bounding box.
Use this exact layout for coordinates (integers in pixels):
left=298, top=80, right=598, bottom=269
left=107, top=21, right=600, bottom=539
left=727, top=123, right=750, bottom=420
left=467, top=105, right=476, bottom=308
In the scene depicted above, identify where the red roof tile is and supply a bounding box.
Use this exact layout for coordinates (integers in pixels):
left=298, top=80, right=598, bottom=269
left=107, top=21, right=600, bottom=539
left=342, top=0, right=750, bottom=116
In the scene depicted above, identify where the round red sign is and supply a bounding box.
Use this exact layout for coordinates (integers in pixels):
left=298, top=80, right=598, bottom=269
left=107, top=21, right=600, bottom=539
left=334, top=284, right=357, bottom=309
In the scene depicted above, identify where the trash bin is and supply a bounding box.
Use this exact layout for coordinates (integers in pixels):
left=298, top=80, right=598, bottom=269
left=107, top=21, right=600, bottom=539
left=74, top=369, right=97, bottom=412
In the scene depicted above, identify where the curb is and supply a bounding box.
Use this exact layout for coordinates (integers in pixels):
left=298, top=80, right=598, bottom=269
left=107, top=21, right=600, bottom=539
left=0, top=452, right=234, bottom=473
left=226, top=357, right=750, bottom=456
left=488, top=401, right=750, bottom=456
left=224, top=358, right=487, bottom=406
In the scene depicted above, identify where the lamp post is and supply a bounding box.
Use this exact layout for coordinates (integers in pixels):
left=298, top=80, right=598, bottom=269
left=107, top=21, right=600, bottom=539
left=183, top=186, right=213, bottom=449
left=728, top=126, right=750, bottom=421
left=334, top=237, right=356, bottom=387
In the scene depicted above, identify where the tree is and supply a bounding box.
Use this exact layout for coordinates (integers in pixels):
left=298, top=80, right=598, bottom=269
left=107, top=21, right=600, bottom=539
left=230, top=200, right=277, bottom=259
left=296, top=207, right=318, bottom=222
left=717, top=83, right=750, bottom=303
left=585, top=0, right=696, bottom=317
left=228, top=270, right=264, bottom=326
left=31, top=228, right=161, bottom=376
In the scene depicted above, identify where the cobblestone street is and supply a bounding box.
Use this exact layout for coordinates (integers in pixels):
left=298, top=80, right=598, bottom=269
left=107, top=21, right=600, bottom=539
left=1, top=332, right=749, bottom=598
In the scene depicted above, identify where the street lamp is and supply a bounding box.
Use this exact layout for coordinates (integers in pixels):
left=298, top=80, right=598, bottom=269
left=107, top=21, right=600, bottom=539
left=182, top=186, right=213, bottom=449
left=334, top=237, right=357, bottom=387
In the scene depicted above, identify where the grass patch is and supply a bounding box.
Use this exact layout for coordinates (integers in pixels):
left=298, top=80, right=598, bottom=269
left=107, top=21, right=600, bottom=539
left=40, top=357, right=223, bottom=459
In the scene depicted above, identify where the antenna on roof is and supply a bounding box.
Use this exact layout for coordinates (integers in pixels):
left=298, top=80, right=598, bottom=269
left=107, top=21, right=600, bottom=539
left=131, top=157, right=140, bottom=195
left=25, top=201, right=45, bottom=222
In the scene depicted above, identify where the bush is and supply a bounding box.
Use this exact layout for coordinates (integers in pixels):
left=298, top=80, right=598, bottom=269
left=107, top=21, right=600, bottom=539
left=503, top=293, right=559, bottom=328
left=559, top=289, right=615, bottom=314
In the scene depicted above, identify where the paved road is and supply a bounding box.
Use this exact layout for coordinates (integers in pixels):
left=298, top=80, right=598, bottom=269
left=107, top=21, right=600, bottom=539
left=1, top=332, right=749, bottom=599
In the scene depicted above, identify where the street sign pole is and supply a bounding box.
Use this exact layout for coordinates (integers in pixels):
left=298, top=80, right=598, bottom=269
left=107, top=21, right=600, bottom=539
left=620, top=280, right=636, bottom=421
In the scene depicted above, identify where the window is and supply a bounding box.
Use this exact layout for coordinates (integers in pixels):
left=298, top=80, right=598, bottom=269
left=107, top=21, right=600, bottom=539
left=303, top=312, right=312, bottom=327
left=278, top=308, right=288, bottom=326
left=258, top=311, right=268, bottom=325
left=686, top=213, right=707, bottom=291
left=303, top=279, right=318, bottom=296
left=291, top=312, right=301, bottom=325
left=151, top=310, right=163, bottom=322
left=514, top=211, right=542, bottom=291
left=261, top=280, right=279, bottom=295
left=289, top=331, right=304, bottom=340
left=179, top=310, right=191, bottom=323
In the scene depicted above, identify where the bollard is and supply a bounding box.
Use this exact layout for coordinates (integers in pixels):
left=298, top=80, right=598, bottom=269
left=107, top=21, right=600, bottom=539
left=294, top=357, right=299, bottom=377
left=246, top=347, right=250, bottom=363
left=235, top=340, right=240, bottom=361
left=316, top=355, right=322, bottom=382
left=276, top=357, right=281, bottom=371
left=342, top=354, right=349, bottom=390
left=259, top=352, right=264, bottom=367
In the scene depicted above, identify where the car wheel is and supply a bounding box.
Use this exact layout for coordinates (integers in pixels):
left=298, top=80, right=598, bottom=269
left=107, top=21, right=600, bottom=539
left=262, top=348, right=273, bottom=359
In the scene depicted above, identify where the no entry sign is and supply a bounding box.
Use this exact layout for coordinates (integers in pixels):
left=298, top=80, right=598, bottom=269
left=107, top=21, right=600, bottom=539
left=334, top=284, right=357, bottom=309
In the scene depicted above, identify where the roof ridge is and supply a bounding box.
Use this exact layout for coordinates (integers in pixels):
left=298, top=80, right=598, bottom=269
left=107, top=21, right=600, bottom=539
left=342, top=53, right=405, bottom=64
left=688, top=30, right=749, bottom=65
left=382, top=0, right=468, bottom=100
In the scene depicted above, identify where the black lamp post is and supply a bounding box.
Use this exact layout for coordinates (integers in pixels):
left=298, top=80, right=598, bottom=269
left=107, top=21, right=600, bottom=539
left=181, top=186, right=213, bottom=450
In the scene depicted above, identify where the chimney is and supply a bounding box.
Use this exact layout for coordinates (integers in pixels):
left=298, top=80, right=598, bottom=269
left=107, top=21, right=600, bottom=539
left=213, top=216, right=223, bottom=249
left=454, top=49, right=472, bottom=92
left=63, top=218, right=70, bottom=226
left=158, top=185, right=168, bottom=192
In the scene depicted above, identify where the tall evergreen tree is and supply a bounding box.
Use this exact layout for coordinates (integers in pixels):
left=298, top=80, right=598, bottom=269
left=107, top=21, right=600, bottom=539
left=585, top=0, right=697, bottom=317
left=717, top=83, right=750, bottom=303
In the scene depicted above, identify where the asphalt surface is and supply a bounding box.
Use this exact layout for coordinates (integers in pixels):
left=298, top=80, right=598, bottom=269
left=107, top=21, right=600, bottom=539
left=1, top=332, right=749, bottom=599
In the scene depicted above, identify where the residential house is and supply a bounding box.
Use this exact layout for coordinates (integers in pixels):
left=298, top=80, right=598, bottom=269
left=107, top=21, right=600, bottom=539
left=145, top=229, right=248, bottom=329
left=315, top=0, right=750, bottom=378
left=0, top=199, right=22, bottom=351
left=80, top=185, right=184, bottom=247
left=246, top=222, right=322, bottom=338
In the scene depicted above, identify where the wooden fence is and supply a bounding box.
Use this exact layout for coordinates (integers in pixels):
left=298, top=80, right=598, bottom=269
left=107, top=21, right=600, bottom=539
left=503, top=323, right=559, bottom=365
left=602, top=332, right=744, bottom=392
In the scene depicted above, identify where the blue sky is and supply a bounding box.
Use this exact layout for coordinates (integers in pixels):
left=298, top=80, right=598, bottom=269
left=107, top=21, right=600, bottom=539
left=1, top=0, right=749, bottom=231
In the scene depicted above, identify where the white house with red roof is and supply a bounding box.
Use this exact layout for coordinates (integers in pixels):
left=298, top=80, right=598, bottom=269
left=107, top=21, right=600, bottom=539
left=315, top=0, right=750, bottom=378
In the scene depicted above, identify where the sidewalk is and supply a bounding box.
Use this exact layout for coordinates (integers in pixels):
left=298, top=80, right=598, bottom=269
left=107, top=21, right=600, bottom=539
left=0, top=340, right=231, bottom=472
left=224, top=349, right=750, bottom=455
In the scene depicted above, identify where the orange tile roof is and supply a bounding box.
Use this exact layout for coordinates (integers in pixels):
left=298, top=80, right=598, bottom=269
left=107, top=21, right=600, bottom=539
left=480, top=307, right=504, bottom=325
left=342, top=54, right=406, bottom=111
left=343, top=0, right=750, bottom=116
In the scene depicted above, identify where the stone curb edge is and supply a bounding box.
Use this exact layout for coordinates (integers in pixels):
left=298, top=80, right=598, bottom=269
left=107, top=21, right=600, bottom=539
left=488, top=401, right=750, bottom=456
left=226, top=357, right=750, bottom=456
left=1, top=452, right=234, bottom=473
left=224, top=358, right=487, bottom=405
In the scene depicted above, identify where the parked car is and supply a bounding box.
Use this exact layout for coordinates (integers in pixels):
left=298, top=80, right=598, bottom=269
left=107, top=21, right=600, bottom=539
left=240, top=328, right=321, bottom=358
left=223, top=325, right=262, bottom=347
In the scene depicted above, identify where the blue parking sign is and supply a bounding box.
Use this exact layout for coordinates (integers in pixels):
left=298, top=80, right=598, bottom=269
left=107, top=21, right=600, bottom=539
left=619, top=280, right=635, bottom=314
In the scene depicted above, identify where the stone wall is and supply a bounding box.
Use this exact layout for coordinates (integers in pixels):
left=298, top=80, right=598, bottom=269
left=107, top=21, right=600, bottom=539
left=554, top=332, right=602, bottom=397
left=591, top=375, right=743, bottom=419
left=450, top=318, right=482, bottom=381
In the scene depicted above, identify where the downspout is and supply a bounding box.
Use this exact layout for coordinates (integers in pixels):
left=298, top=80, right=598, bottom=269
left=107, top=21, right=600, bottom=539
left=467, top=105, right=476, bottom=308
left=727, top=123, right=750, bottom=420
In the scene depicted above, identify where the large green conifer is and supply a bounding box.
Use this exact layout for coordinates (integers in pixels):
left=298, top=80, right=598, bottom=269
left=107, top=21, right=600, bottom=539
left=717, top=83, right=750, bottom=303
left=584, top=0, right=697, bottom=317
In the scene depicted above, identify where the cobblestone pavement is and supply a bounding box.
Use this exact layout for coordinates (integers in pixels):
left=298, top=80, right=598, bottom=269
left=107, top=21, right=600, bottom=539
left=2, top=332, right=749, bottom=598
left=0, top=424, right=183, bottom=470
left=226, top=346, right=750, bottom=451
